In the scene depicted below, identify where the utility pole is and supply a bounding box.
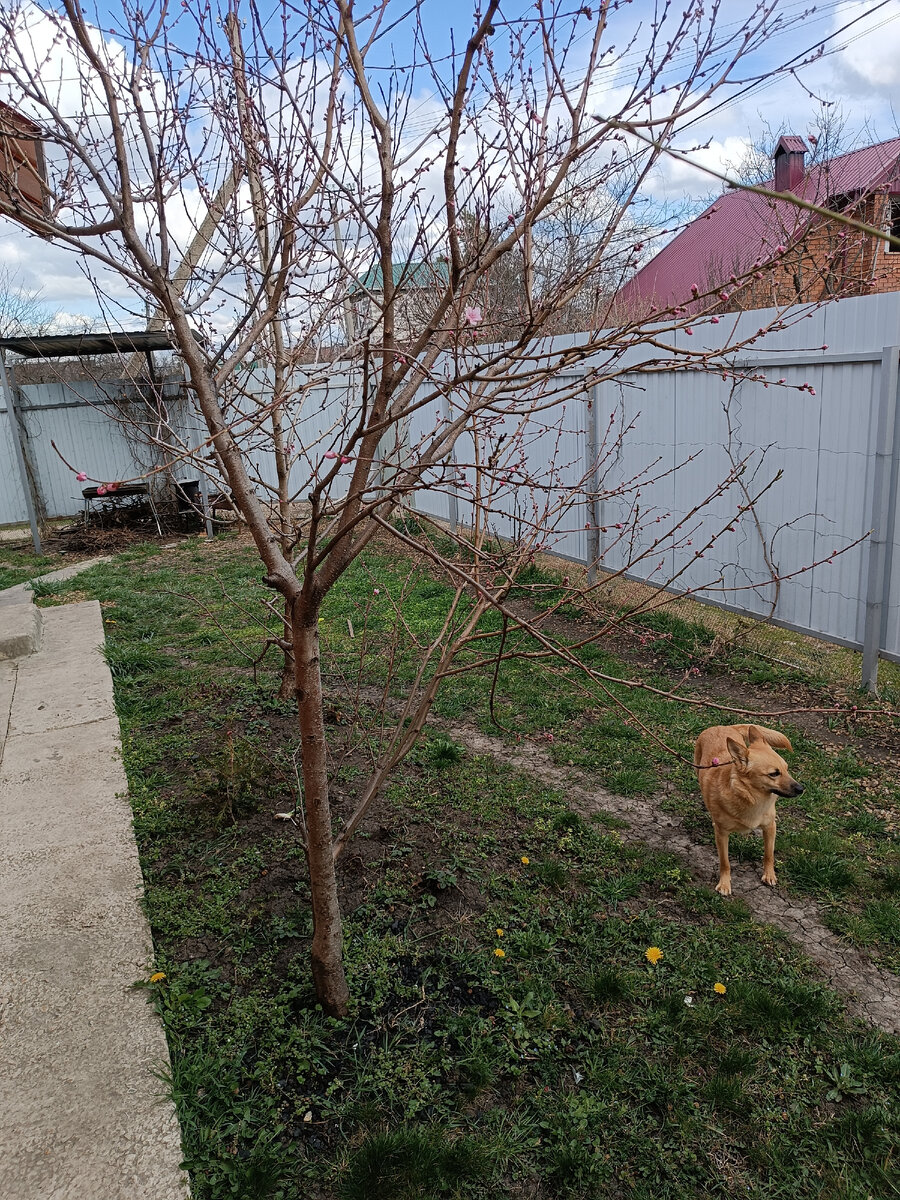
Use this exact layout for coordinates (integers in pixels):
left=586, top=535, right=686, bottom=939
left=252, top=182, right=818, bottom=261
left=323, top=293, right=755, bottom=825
left=332, top=214, right=357, bottom=348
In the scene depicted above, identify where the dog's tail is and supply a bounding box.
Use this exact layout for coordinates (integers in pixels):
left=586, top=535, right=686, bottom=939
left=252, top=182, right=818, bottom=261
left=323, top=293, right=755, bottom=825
left=748, top=724, right=793, bottom=752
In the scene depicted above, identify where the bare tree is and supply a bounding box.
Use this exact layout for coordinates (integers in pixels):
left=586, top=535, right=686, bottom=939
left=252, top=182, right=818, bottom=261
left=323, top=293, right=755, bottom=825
left=0, top=267, right=58, bottom=337
left=0, top=0, right=844, bottom=1015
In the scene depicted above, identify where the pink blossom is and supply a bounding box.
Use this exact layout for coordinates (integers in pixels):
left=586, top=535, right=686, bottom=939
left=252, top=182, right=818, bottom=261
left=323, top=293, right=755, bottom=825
left=778, top=377, right=786, bottom=384
left=685, top=327, right=693, bottom=335
left=76, top=471, right=87, bottom=482
left=690, top=284, right=699, bottom=295
left=97, top=485, right=107, bottom=496
left=776, top=244, right=786, bottom=253
left=340, top=455, right=352, bottom=464
left=324, top=450, right=337, bottom=459
left=821, top=344, right=828, bottom=350
left=711, top=757, right=720, bottom=766
left=711, top=317, right=720, bottom=324
left=808, top=388, right=816, bottom=396
left=719, top=292, right=729, bottom=301
left=464, top=305, right=482, bottom=326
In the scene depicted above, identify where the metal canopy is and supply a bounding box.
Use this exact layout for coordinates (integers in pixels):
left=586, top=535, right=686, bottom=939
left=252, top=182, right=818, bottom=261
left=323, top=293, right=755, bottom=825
left=0, top=330, right=176, bottom=359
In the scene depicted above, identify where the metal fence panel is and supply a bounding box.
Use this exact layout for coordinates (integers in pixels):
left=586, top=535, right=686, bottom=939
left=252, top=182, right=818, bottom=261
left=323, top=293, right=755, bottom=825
left=6, top=292, right=900, bottom=680
left=0, top=404, right=28, bottom=524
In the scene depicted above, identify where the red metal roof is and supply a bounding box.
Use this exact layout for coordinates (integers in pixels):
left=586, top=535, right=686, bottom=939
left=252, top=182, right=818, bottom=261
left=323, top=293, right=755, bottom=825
left=620, top=136, right=900, bottom=314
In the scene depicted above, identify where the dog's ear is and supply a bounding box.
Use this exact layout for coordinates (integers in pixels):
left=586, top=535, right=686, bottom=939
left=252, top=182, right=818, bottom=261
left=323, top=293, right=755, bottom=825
left=747, top=725, right=765, bottom=744
left=726, top=736, right=749, bottom=769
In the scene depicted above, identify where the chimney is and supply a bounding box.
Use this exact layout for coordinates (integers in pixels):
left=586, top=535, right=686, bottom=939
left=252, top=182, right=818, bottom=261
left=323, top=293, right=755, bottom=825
left=773, top=136, right=807, bottom=194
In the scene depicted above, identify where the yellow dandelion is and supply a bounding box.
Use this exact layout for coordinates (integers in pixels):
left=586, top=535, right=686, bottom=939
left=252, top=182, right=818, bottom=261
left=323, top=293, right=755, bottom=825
left=149, top=971, right=166, bottom=983
left=496, top=928, right=504, bottom=937
left=645, top=946, right=663, bottom=965
left=713, top=982, right=727, bottom=995
left=521, top=856, right=530, bottom=865
left=493, top=948, right=506, bottom=958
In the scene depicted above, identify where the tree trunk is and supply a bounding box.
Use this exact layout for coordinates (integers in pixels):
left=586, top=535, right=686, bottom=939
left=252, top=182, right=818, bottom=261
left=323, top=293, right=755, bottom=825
left=293, top=604, right=350, bottom=1016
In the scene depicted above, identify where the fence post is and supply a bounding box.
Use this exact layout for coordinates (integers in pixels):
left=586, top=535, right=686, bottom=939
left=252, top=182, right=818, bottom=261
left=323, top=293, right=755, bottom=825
left=0, top=353, right=42, bottom=555
left=862, top=344, right=900, bottom=691
left=442, top=391, right=459, bottom=534
left=585, top=381, right=601, bottom=583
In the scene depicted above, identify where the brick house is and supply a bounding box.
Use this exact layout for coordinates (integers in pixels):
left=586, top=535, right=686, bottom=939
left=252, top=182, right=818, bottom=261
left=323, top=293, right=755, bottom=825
left=618, top=135, right=900, bottom=317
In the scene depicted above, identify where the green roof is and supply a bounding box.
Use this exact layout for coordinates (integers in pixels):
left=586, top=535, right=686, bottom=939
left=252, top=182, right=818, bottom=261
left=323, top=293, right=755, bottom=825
left=352, top=259, right=449, bottom=295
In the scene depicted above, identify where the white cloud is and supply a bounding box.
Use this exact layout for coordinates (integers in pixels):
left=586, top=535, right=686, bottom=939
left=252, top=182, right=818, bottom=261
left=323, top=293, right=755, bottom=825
left=829, top=1, right=900, bottom=92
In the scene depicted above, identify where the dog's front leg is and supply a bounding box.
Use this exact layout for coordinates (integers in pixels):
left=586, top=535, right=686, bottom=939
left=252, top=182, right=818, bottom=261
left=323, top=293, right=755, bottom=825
left=714, top=826, right=732, bottom=896
left=761, top=821, right=777, bottom=886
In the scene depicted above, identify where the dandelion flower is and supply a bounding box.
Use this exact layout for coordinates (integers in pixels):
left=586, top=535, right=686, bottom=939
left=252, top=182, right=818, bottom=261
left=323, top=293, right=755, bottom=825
left=714, top=982, right=726, bottom=995
left=520, top=856, right=530, bottom=865
left=149, top=971, right=166, bottom=983
left=496, top=928, right=504, bottom=937
left=645, top=946, right=663, bottom=965
left=494, top=948, right=506, bottom=958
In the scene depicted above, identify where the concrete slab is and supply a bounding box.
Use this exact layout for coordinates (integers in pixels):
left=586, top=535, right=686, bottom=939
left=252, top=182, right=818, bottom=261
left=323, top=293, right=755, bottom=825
left=7, top=665, right=115, bottom=737
left=0, top=720, right=128, bottom=853
left=0, top=602, right=42, bottom=660
left=32, top=555, right=113, bottom=585
left=0, top=555, right=109, bottom=660
left=0, top=600, right=189, bottom=1199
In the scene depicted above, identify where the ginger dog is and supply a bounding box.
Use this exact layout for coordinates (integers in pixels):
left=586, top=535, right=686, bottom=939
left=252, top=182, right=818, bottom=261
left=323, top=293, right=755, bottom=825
left=694, top=724, right=804, bottom=896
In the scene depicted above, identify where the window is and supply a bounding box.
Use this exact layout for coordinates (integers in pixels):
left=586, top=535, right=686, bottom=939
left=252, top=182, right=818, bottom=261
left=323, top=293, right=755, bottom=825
left=890, top=198, right=900, bottom=253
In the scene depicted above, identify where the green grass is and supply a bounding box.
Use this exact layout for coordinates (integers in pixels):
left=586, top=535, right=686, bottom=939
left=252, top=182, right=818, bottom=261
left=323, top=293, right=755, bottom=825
left=0, top=544, right=67, bottom=590
left=42, top=533, right=900, bottom=1199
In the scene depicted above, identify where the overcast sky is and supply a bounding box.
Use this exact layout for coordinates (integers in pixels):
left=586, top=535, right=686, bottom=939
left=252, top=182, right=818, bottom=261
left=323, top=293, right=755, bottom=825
left=1, top=0, right=899, bottom=329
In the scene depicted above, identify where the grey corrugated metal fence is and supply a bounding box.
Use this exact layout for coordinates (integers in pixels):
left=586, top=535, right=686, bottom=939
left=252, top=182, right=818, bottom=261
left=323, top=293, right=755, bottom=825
left=5, top=293, right=900, bottom=686
left=0, top=371, right=192, bottom=538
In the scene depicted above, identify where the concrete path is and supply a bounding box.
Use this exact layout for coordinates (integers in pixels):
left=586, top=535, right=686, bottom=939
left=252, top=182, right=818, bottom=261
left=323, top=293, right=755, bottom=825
left=0, top=598, right=189, bottom=1198
left=0, top=557, right=112, bottom=661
